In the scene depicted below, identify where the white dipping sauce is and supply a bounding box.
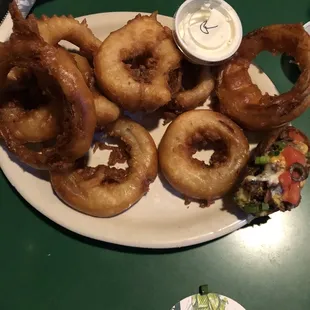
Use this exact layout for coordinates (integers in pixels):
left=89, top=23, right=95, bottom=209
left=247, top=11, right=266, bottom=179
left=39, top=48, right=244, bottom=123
left=174, top=0, right=243, bottom=65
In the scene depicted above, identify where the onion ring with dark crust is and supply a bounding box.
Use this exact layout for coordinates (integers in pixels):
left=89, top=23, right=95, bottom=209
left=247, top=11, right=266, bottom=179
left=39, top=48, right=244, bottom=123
left=0, top=51, right=120, bottom=144
left=50, top=118, right=158, bottom=218
left=0, top=3, right=102, bottom=144
left=0, top=90, right=61, bottom=143
left=171, top=61, right=215, bottom=111
left=217, top=24, right=310, bottom=131
left=159, top=110, right=249, bottom=201
left=94, top=12, right=182, bottom=112
left=5, top=4, right=101, bottom=93
left=0, top=5, right=96, bottom=170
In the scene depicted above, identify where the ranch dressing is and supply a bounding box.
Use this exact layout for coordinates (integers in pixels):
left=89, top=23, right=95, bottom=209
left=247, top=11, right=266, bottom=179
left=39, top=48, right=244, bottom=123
left=245, top=164, right=283, bottom=186
left=174, top=0, right=243, bottom=65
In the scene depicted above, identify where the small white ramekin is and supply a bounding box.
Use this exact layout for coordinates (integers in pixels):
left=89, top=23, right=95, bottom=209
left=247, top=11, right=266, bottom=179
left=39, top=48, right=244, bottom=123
left=173, top=0, right=243, bottom=66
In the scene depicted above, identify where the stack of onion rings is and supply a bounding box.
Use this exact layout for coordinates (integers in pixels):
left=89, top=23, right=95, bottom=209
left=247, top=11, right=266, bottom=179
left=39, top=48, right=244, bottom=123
left=0, top=4, right=96, bottom=170
left=0, top=8, right=120, bottom=145
left=2, top=1, right=310, bottom=219
left=0, top=51, right=121, bottom=145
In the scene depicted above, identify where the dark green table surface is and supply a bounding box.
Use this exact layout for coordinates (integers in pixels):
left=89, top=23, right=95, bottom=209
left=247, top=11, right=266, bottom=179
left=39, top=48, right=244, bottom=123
left=1, top=0, right=310, bottom=309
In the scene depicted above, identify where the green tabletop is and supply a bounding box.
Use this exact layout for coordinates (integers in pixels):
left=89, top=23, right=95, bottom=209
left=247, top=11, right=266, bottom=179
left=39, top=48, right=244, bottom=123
left=1, top=0, right=310, bottom=309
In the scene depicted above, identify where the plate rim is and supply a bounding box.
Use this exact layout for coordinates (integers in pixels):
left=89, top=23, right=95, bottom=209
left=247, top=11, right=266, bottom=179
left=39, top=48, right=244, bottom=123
left=0, top=147, right=250, bottom=248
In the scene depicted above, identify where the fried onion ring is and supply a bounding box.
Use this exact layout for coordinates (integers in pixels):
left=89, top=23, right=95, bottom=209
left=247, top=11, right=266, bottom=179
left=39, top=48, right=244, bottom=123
left=3, top=67, right=32, bottom=91
left=5, top=7, right=101, bottom=93
left=159, top=110, right=249, bottom=200
left=217, top=24, right=310, bottom=131
left=50, top=118, right=158, bottom=217
left=0, top=5, right=96, bottom=170
left=0, top=90, right=61, bottom=143
left=0, top=51, right=120, bottom=144
left=32, top=13, right=101, bottom=58
left=171, top=61, right=215, bottom=111
left=94, top=12, right=182, bottom=112
left=0, top=5, right=102, bottom=144
left=71, top=53, right=121, bottom=128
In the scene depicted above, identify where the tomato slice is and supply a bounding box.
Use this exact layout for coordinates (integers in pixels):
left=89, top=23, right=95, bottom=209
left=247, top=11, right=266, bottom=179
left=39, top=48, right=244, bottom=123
left=279, top=171, right=292, bottom=191
left=279, top=171, right=301, bottom=205
left=288, top=130, right=305, bottom=142
left=285, top=183, right=301, bottom=205
left=281, top=146, right=306, bottom=167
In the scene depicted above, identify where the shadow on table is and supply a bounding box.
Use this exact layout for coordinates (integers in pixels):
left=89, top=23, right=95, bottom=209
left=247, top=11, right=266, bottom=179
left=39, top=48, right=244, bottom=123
left=280, top=53, right=300, bottom=85
left=241, top=216, right=271, bottom=229
left=2, top=171, right=231, bottom=254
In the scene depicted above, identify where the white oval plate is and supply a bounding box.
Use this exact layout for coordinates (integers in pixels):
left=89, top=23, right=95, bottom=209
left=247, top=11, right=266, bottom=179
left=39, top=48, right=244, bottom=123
left=0, top=12, right=278, bottom=248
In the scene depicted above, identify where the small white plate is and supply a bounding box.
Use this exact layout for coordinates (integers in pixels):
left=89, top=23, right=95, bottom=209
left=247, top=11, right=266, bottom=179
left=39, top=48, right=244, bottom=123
left=171, top=292, right=246, bottom=309
left=0, top=12, right=278, bottom=248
